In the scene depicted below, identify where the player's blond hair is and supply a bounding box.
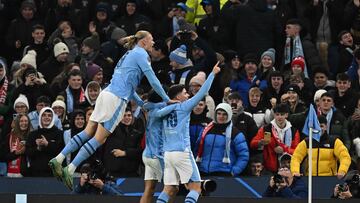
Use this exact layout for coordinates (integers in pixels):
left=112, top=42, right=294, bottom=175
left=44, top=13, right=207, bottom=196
left=123, top=30, right=151, bottom=50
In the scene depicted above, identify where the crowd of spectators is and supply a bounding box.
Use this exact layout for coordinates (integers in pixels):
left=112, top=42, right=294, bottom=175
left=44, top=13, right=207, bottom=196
left=0, top=0, right=360, bottom=196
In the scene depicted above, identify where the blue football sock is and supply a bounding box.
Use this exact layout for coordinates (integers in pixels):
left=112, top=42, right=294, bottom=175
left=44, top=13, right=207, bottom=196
left=71, top=138, right=101, bottom=167
left=184, top=190, right=199, bottom=203
left=156, top=191, right=170, bottom=203
left=61, top=130, right=91, bottom=156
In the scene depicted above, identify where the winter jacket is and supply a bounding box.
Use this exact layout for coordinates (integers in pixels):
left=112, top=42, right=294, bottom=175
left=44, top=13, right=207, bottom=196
left=290, top=133, right=351, bottom=176
left=263, top=177, right=307, bottom=198
left=115, top=13, right=151, bottom=35
left=232, top=111, right=259, bottom=145
left=100, top=122, right=144, bottom=178
left=227, top=0, right=282, bottom=57
left=196, top=124, right=249, bottom=176
left=337, top=44, right=355, bottom=75
left=250, top=123, right=300, bottom=172
left=305, top=0, right=346, bottom=44
left=230, top=73, right=261, bottom=108
left=39, top=56, right=68, bottom=83
left=244, top=105, right=271, bottom=128
left=25, top=108, right=64, bottom=176
left=23, top=42, right=50, bottom=68
left=331, top=89, right=359, bottom=118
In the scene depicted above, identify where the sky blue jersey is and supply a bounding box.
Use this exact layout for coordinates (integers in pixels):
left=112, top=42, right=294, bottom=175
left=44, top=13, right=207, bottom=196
left=143, top=102, right=176, bottom=159
left=105, top=45, right=169, bottom=102
left=161, top=73, right=215, bottom=152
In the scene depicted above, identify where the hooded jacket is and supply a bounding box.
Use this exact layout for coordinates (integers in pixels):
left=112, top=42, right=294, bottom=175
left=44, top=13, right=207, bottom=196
left=25, top=107, right=64, bottom=176
left=290, top=133, right=351, bottom=176
left=196, top=103, right=249, bottom=176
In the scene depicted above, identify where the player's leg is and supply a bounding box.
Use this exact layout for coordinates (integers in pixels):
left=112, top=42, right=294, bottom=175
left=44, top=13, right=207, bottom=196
left=140, top=180, right=157, bottom=203
left=62, top=97, right=127, bottom=190
left=49, top=121, right=97, bottom=180
left=157, top=152, right=179, bottom=203
left=181, top=152, right=202, bottom=203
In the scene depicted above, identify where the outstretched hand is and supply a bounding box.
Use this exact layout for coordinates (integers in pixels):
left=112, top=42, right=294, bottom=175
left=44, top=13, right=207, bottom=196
left=212, top=61, right=221, bottom=75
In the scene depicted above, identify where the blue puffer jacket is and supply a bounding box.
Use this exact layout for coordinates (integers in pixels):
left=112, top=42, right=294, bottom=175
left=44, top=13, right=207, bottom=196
left=197, top=125, right=249, bottom=176
left=230, top=73, right=267, bottom=108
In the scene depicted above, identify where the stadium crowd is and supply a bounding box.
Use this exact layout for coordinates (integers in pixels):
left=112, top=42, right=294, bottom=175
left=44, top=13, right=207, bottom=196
left=0, top=0, right=360, bottom=194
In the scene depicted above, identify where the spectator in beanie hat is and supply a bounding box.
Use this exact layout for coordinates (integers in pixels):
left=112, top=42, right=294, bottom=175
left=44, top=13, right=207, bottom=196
left=189, top=72, right=215, bottom=119
left=281, top=84, right=307, bottom=115
left=101, top=27, right=128, bottom=64
left=12, top=67, right=52, bottom=112
left=39, top=41, right=69, bottom=83
left=291, top=57, right=305, bottom=75
left=259, top=48, right=276, bottom=90
left=230, top=53, right=263, bottom=108
left=168, top=45, right=196, bottom=87
left=13, top=94, right=30, bottom=114
left=80, top=32, right=112, bottom=83
left=86, top=63, right=103, bottom=86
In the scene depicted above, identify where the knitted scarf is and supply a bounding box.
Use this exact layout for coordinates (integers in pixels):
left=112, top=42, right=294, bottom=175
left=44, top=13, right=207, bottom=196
left=66, top=86, right=85, bottom=113
left=284, top=35, right=308, bottom=77
left=0, top=77, right=8, bottom=104
left=196, top=121, right=233, bottom=164
left=270, top=120, right=293, bottom=147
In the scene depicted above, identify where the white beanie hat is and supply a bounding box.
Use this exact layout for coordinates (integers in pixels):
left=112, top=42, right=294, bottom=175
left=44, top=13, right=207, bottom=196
left=314, top=89, right=327, bottom=103
left=189, top=71, right=206, bottom=86
left=215, top=103, right=233, bottom=123
left=20, top=50, right=37, bottom=68
left=54, top=42, right=69, bottom=57
left=13, top=94, right=29, bottom=110
left=51, top=100, right=66, bottom=109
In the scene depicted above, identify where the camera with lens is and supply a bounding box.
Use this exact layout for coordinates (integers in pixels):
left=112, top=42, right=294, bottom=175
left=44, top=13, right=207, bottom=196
left=80, top=159, right=107, bottom=181
left=178, top=30, right=192, bottom=41
left=338, top=184, right=348, bottom=193
left=273, top=174, right=284, bottom=184
left=201, top=179, right=217, bottom=195
left=343, top=170, right=360, bottom=198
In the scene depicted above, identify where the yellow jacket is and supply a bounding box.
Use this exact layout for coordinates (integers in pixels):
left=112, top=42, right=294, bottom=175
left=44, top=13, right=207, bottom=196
left=290, top=135, right=351, bottom=176
left=185, top=0, right=227, bottom=25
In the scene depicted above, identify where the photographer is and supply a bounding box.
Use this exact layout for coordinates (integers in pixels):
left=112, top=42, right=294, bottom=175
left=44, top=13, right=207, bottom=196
left=332, top=170, right=360, bottom=199
left=73, top=162, right=123, bottom=195
left=263, top=167, right=307, bottom=198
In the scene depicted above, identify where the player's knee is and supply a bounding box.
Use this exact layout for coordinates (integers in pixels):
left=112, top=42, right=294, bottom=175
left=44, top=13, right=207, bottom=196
left=164, top=185, right=178, bottom=196
left=187, top=182, right=201, bottom=193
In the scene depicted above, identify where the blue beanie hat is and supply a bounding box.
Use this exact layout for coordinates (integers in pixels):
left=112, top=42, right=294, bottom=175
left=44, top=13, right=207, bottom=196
left=169, top=45, right=187, bottom=65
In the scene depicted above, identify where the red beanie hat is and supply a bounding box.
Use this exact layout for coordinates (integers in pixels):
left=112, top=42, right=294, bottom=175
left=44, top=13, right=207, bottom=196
left=291, top=57, right=305, bottom=72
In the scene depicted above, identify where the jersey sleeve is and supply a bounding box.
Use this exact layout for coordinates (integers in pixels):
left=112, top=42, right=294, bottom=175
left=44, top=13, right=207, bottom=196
left=182, top=72, right=215, bottom=111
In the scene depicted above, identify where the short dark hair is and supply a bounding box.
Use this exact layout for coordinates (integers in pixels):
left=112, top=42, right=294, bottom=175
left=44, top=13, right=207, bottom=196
left=228, top=91, right=242, bottom=101
left=313, top=68, right=330, bottom=77
left=286, top=18, right=302, bottom=28
left=336, top=73, right=350, bottom=81
left=318, top=115, right=327, bottom=124
left=168, top=84, right=185, bottom=99
left=320, top=92, right=334, bottom=101
left=338, top=30, right=351, bottom=42
left=36, top=95, right=51, bottom=105
left=32, top=24, right=45, bottom=32
left=67, top=69, right=83, bottom=80
left=269, top=71, right=283, bottom=80
left=148, top=89, right=163, bottom=103
left=273, top=103, right=289, bottom=113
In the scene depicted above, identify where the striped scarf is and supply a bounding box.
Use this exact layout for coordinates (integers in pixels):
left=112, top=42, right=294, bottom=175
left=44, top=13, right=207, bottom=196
left=0, top=77, right=8, bottom=104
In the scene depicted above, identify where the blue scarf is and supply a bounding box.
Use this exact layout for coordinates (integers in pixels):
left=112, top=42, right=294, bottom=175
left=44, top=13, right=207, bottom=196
left=284, top=36, right=308, bottom=78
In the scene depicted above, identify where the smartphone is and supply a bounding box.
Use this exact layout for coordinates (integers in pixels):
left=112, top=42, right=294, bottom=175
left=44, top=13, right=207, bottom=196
left=13, top=114, right=18, bottom=119
left=264, top=132, right=271, bottom=142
